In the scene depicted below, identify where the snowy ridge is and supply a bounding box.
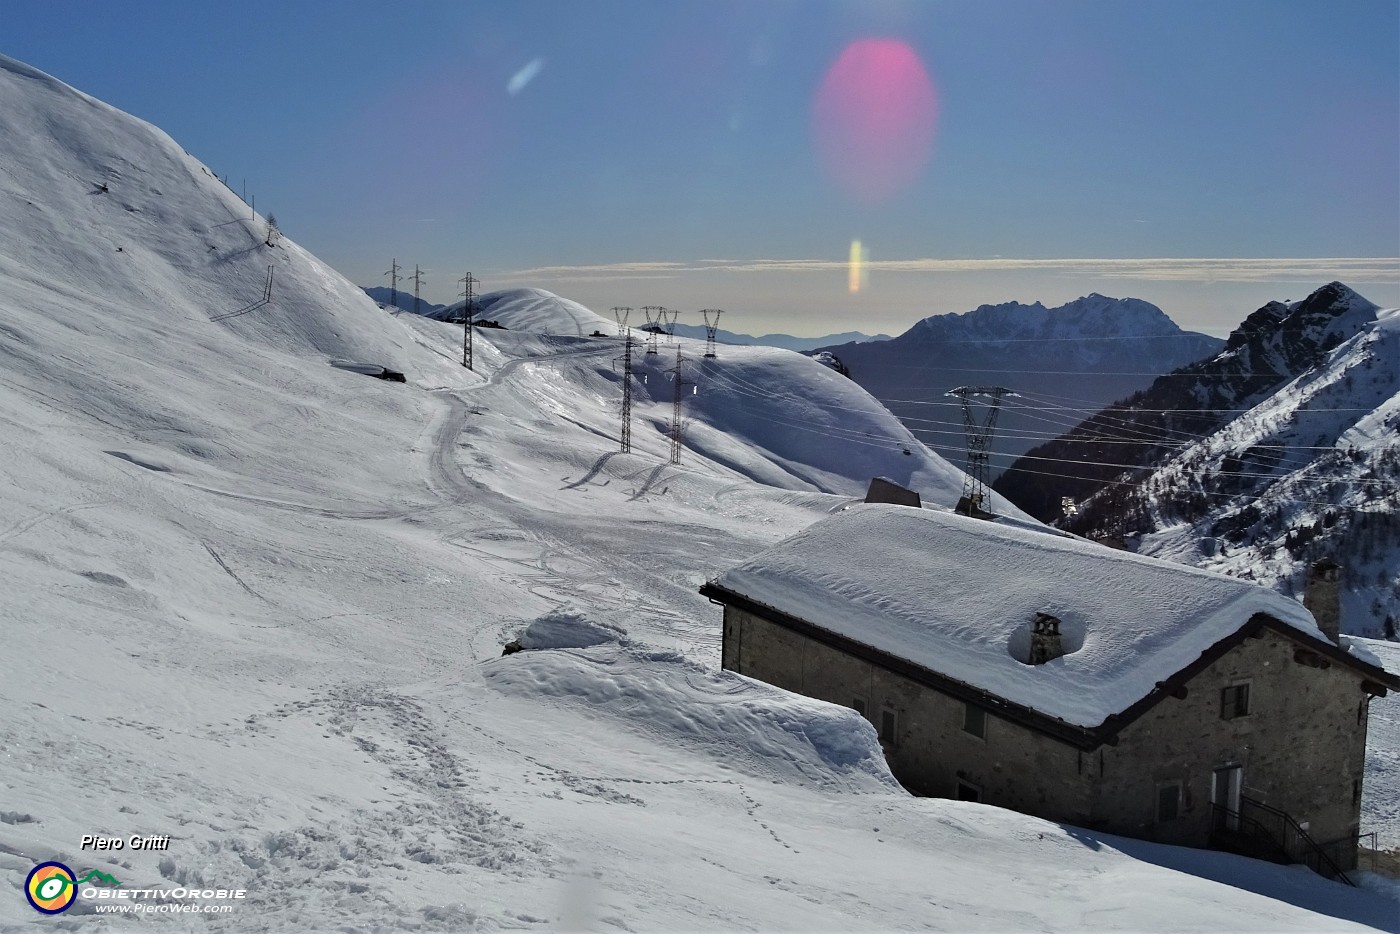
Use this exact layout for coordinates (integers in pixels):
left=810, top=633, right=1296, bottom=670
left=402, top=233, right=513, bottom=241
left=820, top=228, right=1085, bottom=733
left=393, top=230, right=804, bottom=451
left=1118, top=306, right=1400, bottom=635
left=998, top=281, right=1386, bottom=520
left=715, top=504, right=1320, bottom=728
left=430, top=287, right=615, bottom=335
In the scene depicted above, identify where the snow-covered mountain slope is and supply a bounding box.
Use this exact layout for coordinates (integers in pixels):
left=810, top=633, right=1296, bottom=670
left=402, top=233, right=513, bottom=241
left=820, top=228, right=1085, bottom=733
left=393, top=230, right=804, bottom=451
left=428, top=286, right=615, bottom=334
left=998, top=282, right=1383, bottom=519
left=821, top=293, right=1224, bottom=477
left=2, top=54, right=1395, bottom=931
left=413, top=286, right=999, bottom=506
left=1064, top=306, right=1400, bottom=636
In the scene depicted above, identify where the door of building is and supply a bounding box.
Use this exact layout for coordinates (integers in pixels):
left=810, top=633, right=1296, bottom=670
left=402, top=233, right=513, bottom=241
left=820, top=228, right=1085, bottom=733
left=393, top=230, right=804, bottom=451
left=1212, top=765, right=1243, bottom=831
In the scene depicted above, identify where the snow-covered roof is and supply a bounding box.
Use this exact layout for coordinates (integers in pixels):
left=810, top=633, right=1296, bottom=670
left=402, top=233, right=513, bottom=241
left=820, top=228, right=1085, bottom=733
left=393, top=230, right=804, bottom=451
left=710, top=504, right=1326, bottom=729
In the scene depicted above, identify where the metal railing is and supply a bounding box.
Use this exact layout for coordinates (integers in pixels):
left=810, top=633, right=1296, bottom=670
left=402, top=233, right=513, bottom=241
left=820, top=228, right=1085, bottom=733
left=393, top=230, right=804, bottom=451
left=1209, top=797, right=1355, bottom=886
left=1320, top=830, right=1379, bottom=876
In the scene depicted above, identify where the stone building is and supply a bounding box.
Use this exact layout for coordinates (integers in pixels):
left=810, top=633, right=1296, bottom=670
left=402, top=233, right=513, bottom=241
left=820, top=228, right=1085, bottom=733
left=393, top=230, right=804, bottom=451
left=700, top=505, right=1397, bottom=879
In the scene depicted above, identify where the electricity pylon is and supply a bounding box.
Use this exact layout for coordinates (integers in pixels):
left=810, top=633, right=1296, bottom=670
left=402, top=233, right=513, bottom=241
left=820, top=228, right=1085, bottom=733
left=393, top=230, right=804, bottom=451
left=946, top=386, right=1019, bottom=518
left=459, top=272, right=479, bottom=369
left=700, top=309, right=724, bottom=358
left=384, top=258, right=401, bottom=309
left=409, top=265, right=425, bottom=315
left=668, top=345, right=693, bottom=465
left=641, top=305, right=664, bottom=355
left=613, top=330, right=637, bottom=453
left=612, top=307, right=632, bottom=337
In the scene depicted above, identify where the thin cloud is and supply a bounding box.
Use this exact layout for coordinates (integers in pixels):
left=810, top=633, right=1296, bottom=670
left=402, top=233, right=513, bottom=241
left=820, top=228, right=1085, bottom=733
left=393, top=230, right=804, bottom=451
left=499, top=257, right=1400, bottom=283
left=507, top=58, right=547, bottom=96
left=501, top=261, right=694, bottom=279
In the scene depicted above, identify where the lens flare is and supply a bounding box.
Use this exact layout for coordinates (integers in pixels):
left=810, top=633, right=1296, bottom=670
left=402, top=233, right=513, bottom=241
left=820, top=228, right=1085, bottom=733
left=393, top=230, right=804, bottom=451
left=813, top=39, right=938, bottom=204
left=849, top=239, right=868, bottom=293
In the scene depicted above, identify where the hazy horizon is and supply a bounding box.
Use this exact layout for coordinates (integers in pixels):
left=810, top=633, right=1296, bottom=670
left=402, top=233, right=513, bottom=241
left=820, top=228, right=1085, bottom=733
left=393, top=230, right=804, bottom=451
left=5, top=0, right=1396, bottom=338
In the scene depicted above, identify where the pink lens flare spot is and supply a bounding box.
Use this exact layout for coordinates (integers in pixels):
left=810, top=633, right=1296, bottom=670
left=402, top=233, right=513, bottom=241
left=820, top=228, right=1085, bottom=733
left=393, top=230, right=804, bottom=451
left=813, top=39, right=939, bottom=204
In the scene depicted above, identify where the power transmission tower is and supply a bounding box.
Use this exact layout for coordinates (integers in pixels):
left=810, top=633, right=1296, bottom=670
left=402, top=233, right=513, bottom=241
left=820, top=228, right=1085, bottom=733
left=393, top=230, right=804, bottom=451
left=385, top=258, right=401, bottom=309
left=409, top=264, right=425, bottom=315
left=946, top=386, right=1019, bottom=518
left=612, top=307, right=631, bottom=337
left=459, top=272, right=479, bottom=369
left=667, top=345, right=693, bottom=465
left=613, top=331, right=637, bottom=453
left=641, top=305, right=664, bottom=355
left=700, top=309, right=724, bottom=358
left=662, top=308, right=679, bottom=343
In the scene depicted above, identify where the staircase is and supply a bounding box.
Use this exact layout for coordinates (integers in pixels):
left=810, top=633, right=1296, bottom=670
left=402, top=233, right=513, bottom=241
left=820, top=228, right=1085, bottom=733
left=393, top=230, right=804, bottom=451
left=1210, top=797, right=1355, bottom=886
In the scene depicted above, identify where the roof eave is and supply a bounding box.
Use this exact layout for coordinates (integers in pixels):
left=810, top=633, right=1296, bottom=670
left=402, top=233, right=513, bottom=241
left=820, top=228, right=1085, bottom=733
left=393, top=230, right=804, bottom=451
left=702, top=584, right=1400, bottom=751
left=701, top=580, right=1105, bottom=751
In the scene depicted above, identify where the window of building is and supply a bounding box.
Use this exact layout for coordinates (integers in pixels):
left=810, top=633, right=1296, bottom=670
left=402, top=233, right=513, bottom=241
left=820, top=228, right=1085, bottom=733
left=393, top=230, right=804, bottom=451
left=963, top=702, right=986, bottom=739
left=956, top=781, right=981, bottom=803
left=1156, top=782, right=1182, bottom=822
left=852, top=698, right=867, bottom=716
left=879, top=708, right=897, bottom=745
left=1220, top=683, right=1250, bottom=720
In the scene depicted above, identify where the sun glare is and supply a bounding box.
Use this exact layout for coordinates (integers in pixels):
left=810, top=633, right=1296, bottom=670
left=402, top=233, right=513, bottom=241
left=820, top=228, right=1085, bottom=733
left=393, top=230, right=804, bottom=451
left=849, top=239, right=868, bottom=293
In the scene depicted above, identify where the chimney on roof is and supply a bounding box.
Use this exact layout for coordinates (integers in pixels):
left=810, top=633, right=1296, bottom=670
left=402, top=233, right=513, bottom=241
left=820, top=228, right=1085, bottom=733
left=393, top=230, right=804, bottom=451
left=1029, top=612, right=1064, bottom=665
left=1303, top=558, right=1342, bottom=644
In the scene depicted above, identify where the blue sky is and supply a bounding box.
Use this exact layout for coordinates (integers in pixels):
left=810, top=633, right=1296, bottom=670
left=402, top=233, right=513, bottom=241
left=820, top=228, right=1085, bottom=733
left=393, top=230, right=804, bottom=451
left=6, top=0, right=1398, bottom=336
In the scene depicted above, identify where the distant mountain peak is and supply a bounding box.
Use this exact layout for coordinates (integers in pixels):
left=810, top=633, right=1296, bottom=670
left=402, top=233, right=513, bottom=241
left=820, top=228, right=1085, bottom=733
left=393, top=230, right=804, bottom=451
left=913, top=293, right=1186, bottom=343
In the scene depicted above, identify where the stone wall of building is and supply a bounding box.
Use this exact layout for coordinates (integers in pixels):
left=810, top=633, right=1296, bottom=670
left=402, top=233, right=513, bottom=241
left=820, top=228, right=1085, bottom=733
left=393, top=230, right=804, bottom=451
left=723, top=605, right=1094, bottom=825
left=724, top=605, right=1373, bottom=869
left=1092, top=629, right=1369, bottom=861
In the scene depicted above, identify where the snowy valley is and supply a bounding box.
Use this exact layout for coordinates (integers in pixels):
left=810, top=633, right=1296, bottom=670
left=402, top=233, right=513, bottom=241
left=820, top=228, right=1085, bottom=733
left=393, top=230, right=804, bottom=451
left=2, top=52, right=1398, bottom=934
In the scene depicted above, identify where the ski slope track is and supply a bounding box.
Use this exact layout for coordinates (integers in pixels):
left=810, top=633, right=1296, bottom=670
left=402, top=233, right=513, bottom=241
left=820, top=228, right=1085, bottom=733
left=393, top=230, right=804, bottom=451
left=0, top=54, right=1396, bottom=931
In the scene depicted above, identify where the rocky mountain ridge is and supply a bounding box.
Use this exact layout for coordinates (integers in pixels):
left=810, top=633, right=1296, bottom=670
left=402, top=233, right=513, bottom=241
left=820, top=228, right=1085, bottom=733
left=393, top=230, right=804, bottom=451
left=818, top=293, right=1224, bottom=473
left=994, top=282, right=1381, bottom=519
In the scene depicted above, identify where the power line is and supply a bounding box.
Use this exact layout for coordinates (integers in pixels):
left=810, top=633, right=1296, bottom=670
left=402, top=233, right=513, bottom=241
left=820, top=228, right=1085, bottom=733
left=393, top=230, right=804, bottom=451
left=978, top=460, right=1392, bottom=511
left=894, top=417, right=1348, bottom=452
left=710, top=364, right=1378, bottom=456
left=874, top=392, right=1381, bottom=416
left=850, top=360, right=1295, bottom=378
left=695, top=365, right=1397, bottom=489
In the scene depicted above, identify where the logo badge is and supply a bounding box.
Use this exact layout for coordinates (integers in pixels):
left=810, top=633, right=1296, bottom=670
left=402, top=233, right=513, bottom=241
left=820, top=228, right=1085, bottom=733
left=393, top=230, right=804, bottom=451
left=25, top=862, right=78, bottom=914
